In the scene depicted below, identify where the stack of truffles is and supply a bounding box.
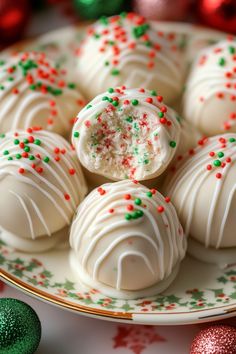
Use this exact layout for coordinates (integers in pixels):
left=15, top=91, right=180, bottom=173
left=0, top=13, right=235, bottom=299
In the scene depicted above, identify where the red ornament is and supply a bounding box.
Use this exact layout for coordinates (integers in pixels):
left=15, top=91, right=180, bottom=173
left=190, top=325, right=236, bottom=354
left=198, top=0, right=236, bottom=34
left=0, top=0, right=31, bottom=47
left=133, top=0, right=189, bottom=21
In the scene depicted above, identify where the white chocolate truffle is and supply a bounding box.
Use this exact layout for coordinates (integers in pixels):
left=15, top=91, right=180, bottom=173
left=77, top=13, right=185, bottom=103
left=164, top=134, right=236, bottom=266
left=183, top=39, right=236, bottom=136
left=0, top=128, right=87, bottom=252
left=72, top=87, right=181, bottom=181
left=70, top=180, right=186, bottom=299
left=0, top=51, right=85, bottom=135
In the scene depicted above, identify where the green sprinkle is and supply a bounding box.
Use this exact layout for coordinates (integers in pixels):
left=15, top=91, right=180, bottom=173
left=24, top=146, right=30, bottom=152
left=132, top=210, right=144, bottom=219
left=104, top=61, right=109, bottom=66
left=0, top=60, right=5, bottom=66
left=213, top=159, right=221, bottom=167
left=132, top=99, right=139, bottom=106
left=44, top=156, right=50, bottom=163
left=93, top=33, right=100, bottom=39
left=29, top=155, right=35, bottom=160
left=218, top=152, right=224, bottom=158
left=100, top=16, right=108, bottom=25
left=8, top=77, right=14, bottom=81
left=102, top=96, right=109, bottom=101
left=144, top=159, right=149, bottom=164
left=112, top=100, right=119, bottom=107
left=229, top=46, right=235, bottom=54
left=108, top=88, right=114, bottom=93
left=19, top=59, right=38, bottom=72
left=125, top=213, right=132, bottom=220
left=132, top=23, right=150, bottom=39
left=229, top=137, right=236, bottom=143
left=68, top=83, right=76, bottom=89
left=3, top=150, right=9, bottom=155
left=86, top=104, right=92, bottom=109
left=74, top=131, right=80, bottom=138
left=135, top=198, right=142, bottom=205
left=176, top=115, right=182, bottom=122
left=8, top=157, right=13, bottom=161
left=158, top=112, right=164, bottom=118
left=0, top=85, right=4, bottom=90
left=50, top=88, right=62, bottom=96
left=29, top=84, right=36, bottom=90
left=16, top=153, right=22, bottom=159
left=14, top=139, right=20, bottom=145
left=108, top=97, right=113, bottom=103
left=0, top=134, right=5, bottom=138
left=34, top=139, right=41, bottom=146
left=145, top=41, right=152, bottom=47
left=136, top=210, right=144, bottom=217
left=218, top=57, right=226, bottom=66
left=146, top=191, right=153, bottom=197
left=111, top=68, right=120, bottom=76
left=126, top=116, right=133, bottom=123
left=151, top=90, right=157, bottom=96
left=132, top=211, right=139, bottom=219
left=169, top=141, right=177, bottom=148
left=23, top=139, right=29, bottom=144
left=120, top=11, right=127, bottom=18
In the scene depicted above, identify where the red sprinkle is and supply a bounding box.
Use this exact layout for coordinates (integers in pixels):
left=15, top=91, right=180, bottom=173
left=69, top=168, right=76, bottom=175
left=157, top=206, right=164, bottom=213
left=64, top=193, right=70, bottom=200
left=145, top=97, right=153, bottom=104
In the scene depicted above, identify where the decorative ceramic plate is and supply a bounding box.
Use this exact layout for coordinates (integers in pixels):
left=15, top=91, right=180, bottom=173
left=1, top=22, right=235, bottom=325
left=1, top=237, right=236, bottom=325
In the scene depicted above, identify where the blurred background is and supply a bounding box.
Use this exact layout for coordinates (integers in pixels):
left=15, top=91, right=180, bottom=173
left=0, top=0, right=235, bottom=50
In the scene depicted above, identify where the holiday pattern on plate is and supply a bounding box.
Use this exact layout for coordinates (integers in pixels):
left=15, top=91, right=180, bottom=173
left=1, top=238, right=236, bottom=323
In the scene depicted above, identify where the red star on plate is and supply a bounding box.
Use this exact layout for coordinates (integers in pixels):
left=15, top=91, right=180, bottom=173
left=0, top=281, right=5, bottom=292
left=113, top=325, right=166, bottom=354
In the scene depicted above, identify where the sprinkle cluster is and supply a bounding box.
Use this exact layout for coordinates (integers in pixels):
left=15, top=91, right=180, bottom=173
left=96, top=181, right=172, bottom=221
left=0, top=128, right=77, bottom=201
left=205, top=136, right=236, bottom=179
left=0, top=52, right=85, bottom=128
left=171, top=135, right=236, bottom=180
left=79, top=12, right=180, bottom=78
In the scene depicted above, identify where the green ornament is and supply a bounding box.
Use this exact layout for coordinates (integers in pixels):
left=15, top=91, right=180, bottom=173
left=0, top=298, right=41, bottom=354
left=73, top=0, right=126, bottom=20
